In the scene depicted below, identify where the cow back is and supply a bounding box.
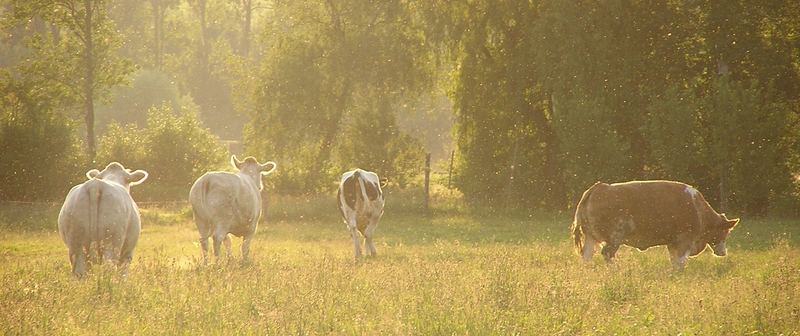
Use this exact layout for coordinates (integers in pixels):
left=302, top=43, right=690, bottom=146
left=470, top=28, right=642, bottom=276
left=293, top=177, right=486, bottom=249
left=58, top=179, right=139, bottom=245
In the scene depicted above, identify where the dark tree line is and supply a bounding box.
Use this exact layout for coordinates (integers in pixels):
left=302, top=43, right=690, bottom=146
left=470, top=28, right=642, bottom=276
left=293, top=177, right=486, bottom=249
left=423, top=0, right=800, bottom=214
left=1, top=0, right=799, bottom=215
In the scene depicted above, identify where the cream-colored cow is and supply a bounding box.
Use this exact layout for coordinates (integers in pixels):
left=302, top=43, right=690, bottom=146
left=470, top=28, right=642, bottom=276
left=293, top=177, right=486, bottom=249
left=189, top=155, right=276, bottom=263
left=58, top=162, right=148, bottom=278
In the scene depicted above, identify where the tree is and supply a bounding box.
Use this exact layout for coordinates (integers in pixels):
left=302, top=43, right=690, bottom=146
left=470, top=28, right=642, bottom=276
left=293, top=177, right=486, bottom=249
left=246, top=0, right=431, bottom=193
left=97, top=100, right=227, bottom=200
left=148, top=0, right=178, bottom=70
left=5, top=0, right=134, bottom=160
left=423, top=0, right=567, bottom=208
left=0, top=71, right=85, bottom=201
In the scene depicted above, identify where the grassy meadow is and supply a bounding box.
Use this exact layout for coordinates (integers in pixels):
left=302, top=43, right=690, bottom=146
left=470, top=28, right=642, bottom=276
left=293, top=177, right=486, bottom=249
left=1, top=190, right=799, bottom=335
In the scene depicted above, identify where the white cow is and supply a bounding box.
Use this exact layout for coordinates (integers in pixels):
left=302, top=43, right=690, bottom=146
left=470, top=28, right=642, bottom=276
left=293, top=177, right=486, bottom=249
left=58, top=162, right=149, bottom=278
left=189, top=155, right=276, bottom=263
left=337, top=169, right=387, bottom=259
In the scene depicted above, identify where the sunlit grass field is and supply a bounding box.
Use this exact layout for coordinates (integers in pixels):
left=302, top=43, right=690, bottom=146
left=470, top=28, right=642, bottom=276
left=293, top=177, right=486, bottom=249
left=1, top=191, right=799, bottom=335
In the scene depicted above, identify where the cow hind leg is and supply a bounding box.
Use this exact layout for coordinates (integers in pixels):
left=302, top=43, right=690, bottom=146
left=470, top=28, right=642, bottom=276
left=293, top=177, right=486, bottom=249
left=364, top=223, right=378, bottom=257
left=668, top=245, right=690, bottom=271
left=195, top=216, right=212, bottom=264
left=602, top=219, right=628, bottom=263
left=118, top=249, right=133, bottom=278
left=212, top=233, right=226, bottom=260
left=103, top=236, right=121, bottom=266
left=69, top=245, right=88, bottom=279
left=241, top=234, right=253, bottom=262
left=199, top=236, right=210, bottom=265
left=223, top=235, right=233, bottom=259
left=581, top=234, right=598, bottom=262
left=349, top=225, right=362, bottom=259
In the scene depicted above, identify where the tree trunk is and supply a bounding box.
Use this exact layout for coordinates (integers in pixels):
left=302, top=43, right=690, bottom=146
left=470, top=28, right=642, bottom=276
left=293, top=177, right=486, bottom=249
left=198, top=0, right=208, bottom=71
left=530, top=93, right=566, bottom=209
left=150, top=0, right=164, bottom=69
left=309, top=87, right=348, bottom=190
left=306, top=0, right=349, bottom=190
left=719, top=165, right=728, bottom=213
left=83, top=0, right=96, bottom=160
left=241, top=0, right=252, bottom=57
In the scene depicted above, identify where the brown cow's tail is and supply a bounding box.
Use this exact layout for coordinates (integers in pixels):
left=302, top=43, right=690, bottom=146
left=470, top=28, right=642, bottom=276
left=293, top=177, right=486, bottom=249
left=87, top=179, right=102, bottom=262
left=571, top=182, right=601, bottom=255
left=572, top=219, right=584, bottom=255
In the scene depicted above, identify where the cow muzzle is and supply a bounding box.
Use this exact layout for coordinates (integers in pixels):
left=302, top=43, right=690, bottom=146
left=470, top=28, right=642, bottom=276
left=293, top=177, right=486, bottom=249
left=711, top=242, right=727, bottom=256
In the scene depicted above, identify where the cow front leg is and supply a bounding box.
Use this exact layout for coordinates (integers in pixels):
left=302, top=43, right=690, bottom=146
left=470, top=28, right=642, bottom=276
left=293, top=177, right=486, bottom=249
left=668, top=245, right=689, bottom=271
left=601, top=243, right=620, bottom=263
left=364, top=223, right=378, bottom=257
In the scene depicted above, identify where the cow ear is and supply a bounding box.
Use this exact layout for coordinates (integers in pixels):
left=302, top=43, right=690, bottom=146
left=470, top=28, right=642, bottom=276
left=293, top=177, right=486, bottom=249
left=724, top=218, right=739, bottom=229
left=231, top=155, right=243, bottom=170
left=379, top=177, right=388, bottom=188
left=128, top=170, right=149, bottom=186
left=260, top=161, right=277, bottom=175
left=86, top=169, right=100, bottom=179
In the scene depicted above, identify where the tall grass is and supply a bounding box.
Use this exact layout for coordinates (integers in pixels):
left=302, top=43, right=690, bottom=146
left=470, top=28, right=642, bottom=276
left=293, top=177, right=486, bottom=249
left=0, top=195, right=798, bottom=335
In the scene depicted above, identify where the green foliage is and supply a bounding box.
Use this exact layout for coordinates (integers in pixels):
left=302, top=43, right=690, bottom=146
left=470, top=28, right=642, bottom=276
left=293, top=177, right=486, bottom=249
left=704, top=78, right=796, bottom=214
left=333, top=96, right=426, bottom=188
left=447, top=0, right=562, bottom=208
left=97, top=69, right=180, bottom=130
left=1, top=0, right=799, bottom=215
left=96, top=101, right=227, bottom=200
left=0, top=74, right=85, bottom=201
left=246, top=0, right=432, bottom=194
left=644, top=86, right=704, bottom=183
left=643, top=78, right=798, bottom=215
left=552, top=94, right=632, bottom=202
left=96, top=123, right=147, bottom=168
left=441, top=0, right=800, bottom=213
left=3, top=0, right=136, bottom=161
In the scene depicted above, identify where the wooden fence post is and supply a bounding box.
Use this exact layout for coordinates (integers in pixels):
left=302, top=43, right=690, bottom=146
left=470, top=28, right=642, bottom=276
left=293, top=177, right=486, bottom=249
left=447, top=150, right=454, bottom=189
left=424, top=153, right=431, bottom=211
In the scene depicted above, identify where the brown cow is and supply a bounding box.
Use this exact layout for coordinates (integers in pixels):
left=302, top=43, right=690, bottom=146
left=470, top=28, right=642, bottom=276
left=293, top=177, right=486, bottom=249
left=571, top=180, right=739, bottom=269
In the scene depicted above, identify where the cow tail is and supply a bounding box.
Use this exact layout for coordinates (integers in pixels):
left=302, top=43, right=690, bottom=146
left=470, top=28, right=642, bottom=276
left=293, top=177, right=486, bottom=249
left=87, top=180, right=102, bottom=261
left=192, top=177, right=212, bottom=223
left=353, top=170, right=366, bottom=208
left=572, top=182, right=600, bottom=255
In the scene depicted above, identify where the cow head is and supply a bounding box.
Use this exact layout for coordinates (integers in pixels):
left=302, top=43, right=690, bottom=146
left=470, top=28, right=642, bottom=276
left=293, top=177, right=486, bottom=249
left=231, top=155, right=277, bottom=191
left=706, top=213, right=739, bottom=256
left=86, top=162, right=149, bottom=191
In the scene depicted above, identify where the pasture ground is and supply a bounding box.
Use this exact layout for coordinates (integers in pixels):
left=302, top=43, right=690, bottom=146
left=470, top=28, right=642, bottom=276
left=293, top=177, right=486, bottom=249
left=1, top=192, right=799, bottom=335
